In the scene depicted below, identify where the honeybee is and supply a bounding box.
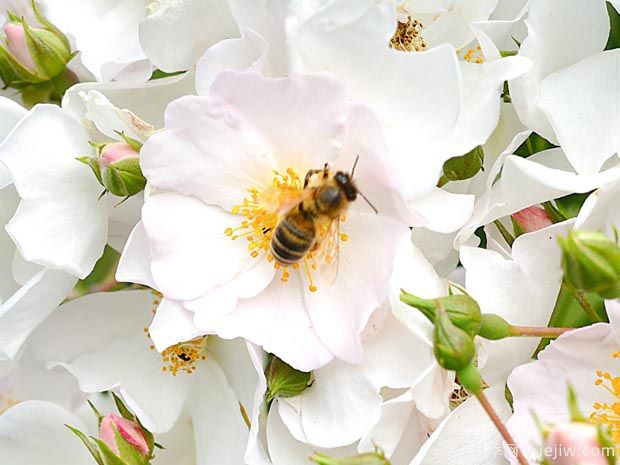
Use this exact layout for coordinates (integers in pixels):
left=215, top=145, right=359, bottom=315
left=270, top=156, right=377, bottom=283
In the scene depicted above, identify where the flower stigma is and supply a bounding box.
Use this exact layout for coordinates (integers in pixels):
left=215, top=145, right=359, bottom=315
left=224, top=167, right=349, bottom=293
left=146, top=291, right=208, bottom=376
left=591, top=351, right=620, bottom=441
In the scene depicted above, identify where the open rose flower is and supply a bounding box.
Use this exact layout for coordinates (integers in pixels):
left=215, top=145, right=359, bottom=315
left=123, top=70, right=411, bottom=371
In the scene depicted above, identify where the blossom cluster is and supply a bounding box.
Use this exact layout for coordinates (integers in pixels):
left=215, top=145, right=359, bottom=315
left=1, top=1, right=620, bottom=465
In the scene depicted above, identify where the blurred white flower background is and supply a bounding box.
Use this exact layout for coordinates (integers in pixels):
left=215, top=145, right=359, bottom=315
left=1, top=1, right=620, bottom=465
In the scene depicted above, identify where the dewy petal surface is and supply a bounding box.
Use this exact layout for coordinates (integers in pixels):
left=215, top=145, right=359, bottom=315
left=0, top=105, right=108, bottom=278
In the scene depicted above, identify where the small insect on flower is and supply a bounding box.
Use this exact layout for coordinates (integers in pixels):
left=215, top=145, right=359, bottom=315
left=270, top=156, right=378, bottom=291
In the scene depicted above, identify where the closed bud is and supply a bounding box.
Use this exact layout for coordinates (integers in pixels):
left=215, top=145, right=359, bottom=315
left=433, top=305, right=476, bottom=371
left=512, top=206, right=553, bottom=233
left=4, top=23, right=36, bottom=72
left=78, top=141, right=146, bottom=198
left=478, top=313, right=513, bottom=340
left=559, top=230, right=620, bottom=298
left=311, top=447, right=390, bottom=465
left=265, top=355, right=312, bottom=402
left=100, top=414, right=150, bottom=459
left=400, top=292, right=481, bottom=338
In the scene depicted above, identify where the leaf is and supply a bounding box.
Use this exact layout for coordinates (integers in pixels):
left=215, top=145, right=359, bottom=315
left=514, top=132, right=556, bottom=158
left=442, top=146, right=484, bottom=182
left=66, top=424, right=104, bottom=465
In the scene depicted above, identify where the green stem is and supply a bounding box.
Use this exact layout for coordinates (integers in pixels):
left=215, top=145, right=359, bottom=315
left=566, top=285, right=603, bottom=323
left=493, top=220, right=515, bottom=247
left=509, top=325, right=572, bottom=338
left=475, top=390, right=530, bottom=465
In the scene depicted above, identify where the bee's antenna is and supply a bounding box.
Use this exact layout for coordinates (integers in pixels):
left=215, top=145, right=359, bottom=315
left=351, top=154, right=360, bottom=178
left=359, top=191, right=378, bottom=214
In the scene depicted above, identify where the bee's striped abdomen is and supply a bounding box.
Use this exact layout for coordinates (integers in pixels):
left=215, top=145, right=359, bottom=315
left=271, top=213, right=315, bottom=265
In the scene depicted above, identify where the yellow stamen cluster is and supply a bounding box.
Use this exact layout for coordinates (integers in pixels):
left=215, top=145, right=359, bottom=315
left=0, top=388, right=17, bottom=414
left=224, top=167, right=349, bottom=293
left=146, top=290, right=208, bottom=376
left=461, top=45, right=484, bottom=64
left=390, top=16, right=428, bottom=52
left=590, top=352, right=620, bottom=441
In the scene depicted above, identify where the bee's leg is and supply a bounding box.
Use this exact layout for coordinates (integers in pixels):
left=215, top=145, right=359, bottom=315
left=304, top=169, right=323, bottom=188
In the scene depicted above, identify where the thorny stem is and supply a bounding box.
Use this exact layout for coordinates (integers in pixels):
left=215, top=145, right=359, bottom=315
left=475, top=390, right=530, bottom=465
left=509, top=325, right=572, bottom=338
left=566, top=284, right=604, bottom=323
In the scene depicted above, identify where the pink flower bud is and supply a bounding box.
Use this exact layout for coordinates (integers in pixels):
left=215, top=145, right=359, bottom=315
left=99, top=414, right=149, bottom=457
left=4, top=23, right=36, bottom=72
left=543, top=423, right=612, bottom=465
left=99, top=142, right=140, bottom=168
left=512, top=206, right=553, bottom=233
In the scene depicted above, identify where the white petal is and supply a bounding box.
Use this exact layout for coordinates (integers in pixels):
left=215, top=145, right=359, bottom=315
left=214, top=271, right=333, bottom=372
left=0, top=401, right=91, bottom=465
left=510, top=0, right=609, bottom=140
left=303, top=213, right=410, bottom=365
left=188, top=358, right=249, bottom=465
left=539, top=50, right=620, bottom=175
left=418, top=0, right=498, bottom=50
left=575, top=180, right=620, bottom=236
left=409, top=188, right=474, bottom=233
left=462, top=221, right=572, bottom=386
left=45, top=0, right=148, bottom=81
left=0, top=268, right=77, bottom=360
left=142, top=193, right=258, bottom=300
left=0, top=105, right=108, bottom=278
left=195, top=29, right=272, bottom=96
left=139, top=0, right=238, bottom=72
left=280, top=360, right=382, bottom=448
left=0, top=96, right=25, bottom=140
left=116, top=222, right=157, bottom=288
left=149, top=298, right=205, bottom=352
left=411, top=386, right=511, bottom=465
left=62, top=71, right=196, bottom=130
left=210, top=71, right=349, bottom=170
left=107, top=194, right=143, bottom=252
left=140, top=95, right=275, bottom=210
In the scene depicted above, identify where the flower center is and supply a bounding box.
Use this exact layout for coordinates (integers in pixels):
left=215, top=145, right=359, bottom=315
left=390, top=12, right=428, bottom=52
left=591, top=352, right=620, bottom=441
left=460, top=45, right=484, bottom=64
left=224, top=167, right=349, bottom=293
left=146, top=291, right=208, bottom=376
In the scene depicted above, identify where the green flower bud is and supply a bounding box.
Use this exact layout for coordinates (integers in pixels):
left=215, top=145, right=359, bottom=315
left=433, top=304, right=476, bottom=371
left=478, top=313, right=513, bottom=340
left=442, top=145, right=484, bottom=182
left=311, top=448, right=390, bottom=465
left=265, top=355, right=312, bottom=402
left=559, top=230, right=620, bottom=299
left=78, top=140, right=146, bottom=198
left=400, top=292, right=481, bottom=338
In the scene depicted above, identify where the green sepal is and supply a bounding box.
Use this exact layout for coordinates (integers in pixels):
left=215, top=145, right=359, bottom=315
left=478, top=313, right=513, bottom=340
left=265, top=355, right=313, bottom=403
left=110, top=392, right=155, bottom=456
left=433, top=304, right=475, bottom=371
left=0, top=42, right=43, bottom=82
left=87, top=399, right=105, bottom=427
left=22, top=18, right=70, bottom=80
left=541, top=201, right=567, bottom=223
left=510, top=215, right=525, bottom=238
left=567, top=385, right=587, bottom=423
left=114, top=131, right=143, bottom=151
left=442, top=146, right=484, bottom=182
left=400, top=292, right=481, bottom=338
left=112, top=425, right=150, bottom=465
left=101, top=157, right=146, bottom=197
left=311, top=445, right=390, bottom=465
left=66, top=424, right=105, bottom=465
left=30, top=0, right=72, bottom=53
left=456, top=363, right=484, bottom=395
left=77, top=155, right=103, bottom=184
left=91, top=437, right=129, bottom=465
left=7, top=11, right=21, bottom=23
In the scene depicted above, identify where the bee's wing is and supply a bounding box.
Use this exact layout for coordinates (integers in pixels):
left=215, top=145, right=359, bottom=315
left=275, top=188, right=313, bottom=216
left=316, top=216, right=341, bottom=286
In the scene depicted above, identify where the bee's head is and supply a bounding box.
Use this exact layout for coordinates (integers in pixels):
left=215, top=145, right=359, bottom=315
left=334, top=171, right=358, bottom=201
